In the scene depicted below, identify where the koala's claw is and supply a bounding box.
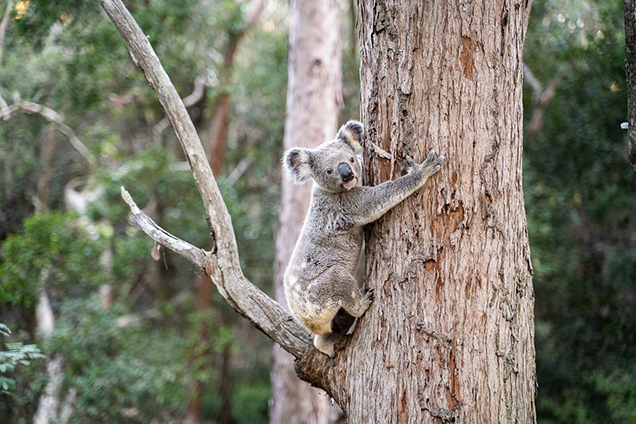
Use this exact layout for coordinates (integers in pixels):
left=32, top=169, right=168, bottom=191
left=426, top=148, right=436, bottom=161
left=363, top=288, right=375, bottom=302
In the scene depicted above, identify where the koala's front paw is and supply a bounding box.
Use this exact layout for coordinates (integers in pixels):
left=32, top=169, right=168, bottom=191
left=361, top=288, right=374, bottom=310
left=419, top=148, right=445, bottom=176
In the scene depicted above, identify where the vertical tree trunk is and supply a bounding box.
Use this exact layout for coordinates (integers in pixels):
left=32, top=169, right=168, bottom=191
left=270, top=0, right=342, bottom=423
left=623, top=0, right=636, bottom=172
left=299, top=0, right=536, bottom=422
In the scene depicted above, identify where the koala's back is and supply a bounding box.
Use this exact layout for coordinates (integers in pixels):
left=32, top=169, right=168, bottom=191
left=288, top=187, right=363, bottom=277
left=284, top=187, right=364, bottom=328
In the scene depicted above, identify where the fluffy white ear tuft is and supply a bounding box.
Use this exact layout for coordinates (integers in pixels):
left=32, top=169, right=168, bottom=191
left=282, top=148, right=313, bottom=183
left=337, top=120, right=364, bottom=154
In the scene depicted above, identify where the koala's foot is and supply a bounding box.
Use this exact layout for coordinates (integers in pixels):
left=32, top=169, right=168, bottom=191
left=314, top=334, right=338, bottom=358
left=344, top=288, right=374, bottom=318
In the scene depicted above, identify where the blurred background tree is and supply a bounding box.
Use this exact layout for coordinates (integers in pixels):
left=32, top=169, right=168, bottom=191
left=524, top=0, right=636, bottom=422
left=0, top=0, right=634, bottom=422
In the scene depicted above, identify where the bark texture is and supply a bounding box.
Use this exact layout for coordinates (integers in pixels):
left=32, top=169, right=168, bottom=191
left=624, top=0, right=636, bottom=172
left=300, top=1, right=536, bottom=422
left=357, top=0, right=535, bottom=421
left=270, top=0, right=342, bottom=422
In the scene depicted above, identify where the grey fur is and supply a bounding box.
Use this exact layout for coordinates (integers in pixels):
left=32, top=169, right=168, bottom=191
left=282, top=120, right=444, bottom=357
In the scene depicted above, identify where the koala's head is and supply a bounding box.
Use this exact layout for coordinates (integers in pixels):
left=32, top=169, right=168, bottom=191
left=283, top=121, right=363, bottom=193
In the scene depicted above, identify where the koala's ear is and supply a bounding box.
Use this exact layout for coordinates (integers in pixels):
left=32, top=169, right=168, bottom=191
left=337, top=120, right=364, bottom=154
left=283, top=148, right=313, bottom=183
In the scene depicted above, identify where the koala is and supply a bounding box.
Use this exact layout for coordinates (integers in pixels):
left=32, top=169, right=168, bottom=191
left=282, top=120, right=444, bottom=357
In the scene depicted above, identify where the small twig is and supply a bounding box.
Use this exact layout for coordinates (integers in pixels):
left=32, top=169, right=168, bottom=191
left=369, top=141, right=393, bottom=160
left=153, top=73, right=214, bottom=143
left=121, top=187, right=208, bottom=266
left=2, top=93, right=97, bottom=170
left=226, top=155, right=254, bottom=185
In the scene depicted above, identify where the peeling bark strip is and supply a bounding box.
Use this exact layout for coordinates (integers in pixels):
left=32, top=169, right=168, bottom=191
left=99, top=0, right=311, bottom=359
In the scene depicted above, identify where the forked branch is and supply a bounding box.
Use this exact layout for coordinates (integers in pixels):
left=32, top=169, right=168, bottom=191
left=99, top=0, right=312, bottom=359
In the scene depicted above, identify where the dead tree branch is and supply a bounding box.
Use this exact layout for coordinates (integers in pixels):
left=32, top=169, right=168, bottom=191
left=523, top=62, right=561, bottom=137
left=0, top=93, right=97, bottom=171
left=99, top=0, right=311, bottom=359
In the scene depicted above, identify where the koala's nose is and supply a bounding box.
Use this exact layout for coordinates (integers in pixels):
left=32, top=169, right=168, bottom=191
left=338, top=163, right=354, bottom=182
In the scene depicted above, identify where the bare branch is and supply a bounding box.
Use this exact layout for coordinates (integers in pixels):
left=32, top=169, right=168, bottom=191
left=243, top=0, right=268, bottom=30
left=523, top=63, right=562, bottom=136
left=121, top=187, right=208, bottom=266
left=119, top=187, right=312, bottom=358
left=98, top=0, right=312, bottom=358
left=2, top=94, right=97, bottom=170
left=522, top=62, right=542, bottom=95
left=153, top=73, right=213, bottom=143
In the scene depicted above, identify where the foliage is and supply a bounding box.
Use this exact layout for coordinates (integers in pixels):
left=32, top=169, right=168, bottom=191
left=0, top=342, right=45, bottom=395
left=524, top=0, right=636, bottom=422
left=1, top=0, right=287, bottom=422
left=0, top=211, right=107, bottom=309
left=47, top=297, right=191, bottom=423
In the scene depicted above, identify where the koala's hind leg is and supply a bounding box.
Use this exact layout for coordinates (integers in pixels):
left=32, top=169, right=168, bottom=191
left=314, top=333, right=342, bottom=358
left=309, top=266, right=374, bottom=317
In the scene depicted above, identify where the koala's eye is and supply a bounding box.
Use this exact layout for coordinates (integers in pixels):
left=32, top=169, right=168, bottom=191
left=326, top=167, right=333, bottom=174
left=349, top=157, right=355, bottom=163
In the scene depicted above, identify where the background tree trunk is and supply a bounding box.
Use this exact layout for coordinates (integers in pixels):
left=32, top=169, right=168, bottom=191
left=299, top=0, right=537, bottom=422
left=207, top=0, right=266, bottom=175
left=623, top=0, right=636, bottom=172
left=270, top=0, right=342, bottom=423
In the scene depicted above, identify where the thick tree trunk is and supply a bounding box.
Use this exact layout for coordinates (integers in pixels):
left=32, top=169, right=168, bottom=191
left=270, top=0, right=342, bottom=423
left=298, top=0, right=536, bottom=422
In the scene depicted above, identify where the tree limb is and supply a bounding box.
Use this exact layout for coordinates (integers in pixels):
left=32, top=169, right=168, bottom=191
left=623, top=0, right=636, bottom=173
left=1, top=93, right=97, bottom=171
left=99, top=0, right=312, bottom=359
left=523, top=62, right=562, bottom=136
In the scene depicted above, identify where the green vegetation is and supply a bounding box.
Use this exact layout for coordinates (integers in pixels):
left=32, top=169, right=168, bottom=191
left=524, top=0, right=636, bottom=422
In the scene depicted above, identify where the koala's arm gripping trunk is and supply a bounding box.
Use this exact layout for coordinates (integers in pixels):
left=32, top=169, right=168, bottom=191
left=351, top=149, right=443, bottom=226
left=352, top=174, right=430, bottom=226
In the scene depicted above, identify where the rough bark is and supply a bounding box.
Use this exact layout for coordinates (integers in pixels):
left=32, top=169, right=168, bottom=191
left=297, top=0, right=537, bottom=422
left=270, top=0, right=342, bottom=422
left=624, top=0, right=636, bottom=172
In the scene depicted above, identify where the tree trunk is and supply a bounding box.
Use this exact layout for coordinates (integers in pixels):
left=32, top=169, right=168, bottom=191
left=297, top=0, right=536, bottom=422
left=623, top=0, right=636, bottom=172
left=270, top=0, right=342, bottom=423
left=206, top=0, right=267, bottom=175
